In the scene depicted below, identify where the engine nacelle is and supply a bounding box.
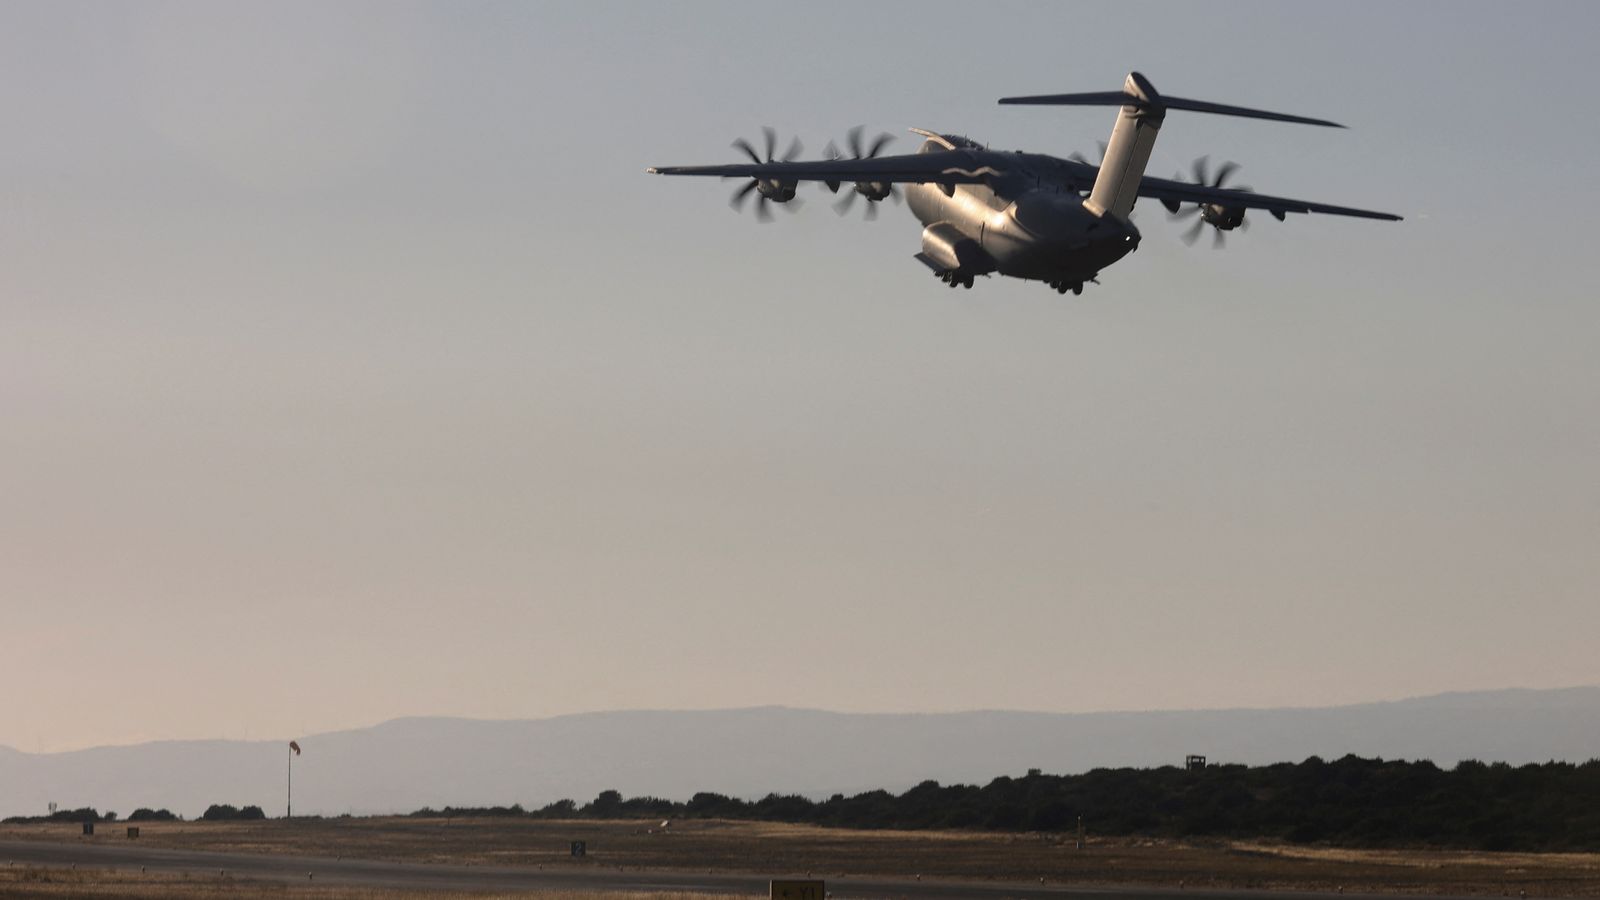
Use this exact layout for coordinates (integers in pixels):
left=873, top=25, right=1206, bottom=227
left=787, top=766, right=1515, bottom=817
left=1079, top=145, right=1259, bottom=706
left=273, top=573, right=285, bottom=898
left=853, top=180, right=893, bottom=202
left=919, top=222, right=995, bottom=274
left=1201, top=203, right=1247, bottom=231
left=757, top=179, right=799, bottom=203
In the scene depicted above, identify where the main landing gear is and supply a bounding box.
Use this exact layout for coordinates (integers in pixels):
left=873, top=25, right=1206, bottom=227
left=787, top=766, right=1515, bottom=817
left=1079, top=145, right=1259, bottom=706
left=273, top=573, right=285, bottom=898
left=1048, top=274, right=1100, bottom=295
left=938, top=270, right=975, bottom=289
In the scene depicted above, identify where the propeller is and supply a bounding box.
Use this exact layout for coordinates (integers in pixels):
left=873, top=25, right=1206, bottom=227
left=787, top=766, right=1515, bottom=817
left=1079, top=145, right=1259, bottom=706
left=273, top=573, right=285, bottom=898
left=1067, top=141, right=1108, bottom=166
left=728, top=127, right=804, bottom=223
left=828, top=126, right=899, bottom=219
left=845, top=124, right=894, bottom=160
left=1064, top=142, right=1108, bottom=198
left=1166, top=156, right=1253, bottom=247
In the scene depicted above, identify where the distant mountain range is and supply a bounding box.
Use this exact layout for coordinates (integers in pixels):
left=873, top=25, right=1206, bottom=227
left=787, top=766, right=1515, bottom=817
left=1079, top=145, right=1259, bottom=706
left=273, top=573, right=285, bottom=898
left=3, top=687, right=1597, bottom=820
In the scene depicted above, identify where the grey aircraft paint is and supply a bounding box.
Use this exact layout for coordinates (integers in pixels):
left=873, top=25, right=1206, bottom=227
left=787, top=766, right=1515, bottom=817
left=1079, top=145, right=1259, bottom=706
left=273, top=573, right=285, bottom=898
left=649, top=71, right=1400, bottom=295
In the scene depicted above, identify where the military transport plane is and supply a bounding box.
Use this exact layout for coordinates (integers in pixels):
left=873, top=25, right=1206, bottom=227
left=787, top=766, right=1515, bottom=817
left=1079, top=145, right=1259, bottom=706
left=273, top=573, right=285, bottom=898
left=647, top=72, right=1400, bottom=294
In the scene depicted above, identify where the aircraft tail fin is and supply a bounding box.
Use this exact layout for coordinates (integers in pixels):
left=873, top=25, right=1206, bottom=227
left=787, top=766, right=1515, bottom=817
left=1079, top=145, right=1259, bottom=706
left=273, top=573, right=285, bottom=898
left=999, top=72, right=1345, bottom=220
left=1077, top=73, right=1165, bottom=220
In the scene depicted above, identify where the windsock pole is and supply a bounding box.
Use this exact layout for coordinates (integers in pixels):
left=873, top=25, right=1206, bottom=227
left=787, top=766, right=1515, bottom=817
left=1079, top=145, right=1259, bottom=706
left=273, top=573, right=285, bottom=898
left=287, top=740, right=302, bottom=819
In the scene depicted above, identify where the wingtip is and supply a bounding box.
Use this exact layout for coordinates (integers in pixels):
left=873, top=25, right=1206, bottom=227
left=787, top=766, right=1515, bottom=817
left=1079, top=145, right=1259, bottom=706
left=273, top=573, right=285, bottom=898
left=1288, top=112, right=1346, bottom=128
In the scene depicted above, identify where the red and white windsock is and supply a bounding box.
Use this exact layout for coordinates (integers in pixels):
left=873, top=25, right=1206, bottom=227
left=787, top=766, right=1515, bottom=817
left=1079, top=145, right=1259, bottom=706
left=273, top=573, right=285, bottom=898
left=289, top=740, right=301, bottom=755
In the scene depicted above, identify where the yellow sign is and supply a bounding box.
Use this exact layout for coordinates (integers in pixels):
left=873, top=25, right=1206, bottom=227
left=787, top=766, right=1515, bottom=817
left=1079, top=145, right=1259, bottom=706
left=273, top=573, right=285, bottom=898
left=770, top=879, right=825, bottom=900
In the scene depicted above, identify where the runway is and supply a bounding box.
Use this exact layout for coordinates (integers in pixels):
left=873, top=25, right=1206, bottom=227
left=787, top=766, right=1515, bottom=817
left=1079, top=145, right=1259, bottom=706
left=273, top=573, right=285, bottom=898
left=0, top=838, right=1478, bottom=900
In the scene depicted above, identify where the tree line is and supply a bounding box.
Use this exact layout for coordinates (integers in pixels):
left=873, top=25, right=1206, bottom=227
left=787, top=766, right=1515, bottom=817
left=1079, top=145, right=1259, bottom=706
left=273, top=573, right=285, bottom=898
left=3, top=805, right=257, bottom=824
left=10, top=755, right=1596, bottom=850
left=413, top=755, right=1600, bottom=851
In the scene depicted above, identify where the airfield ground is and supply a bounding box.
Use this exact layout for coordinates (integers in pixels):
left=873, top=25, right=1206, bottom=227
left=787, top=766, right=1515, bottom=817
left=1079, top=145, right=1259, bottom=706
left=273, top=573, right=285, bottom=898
left=2, top=817, right=1599, bottom=897
left=0, top=866, right=716, bottom=900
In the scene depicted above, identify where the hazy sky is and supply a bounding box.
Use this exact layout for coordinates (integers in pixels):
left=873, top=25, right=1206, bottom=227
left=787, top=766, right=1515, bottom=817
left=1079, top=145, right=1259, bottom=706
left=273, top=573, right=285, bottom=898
left=3, top=1, right=1597, bottom=753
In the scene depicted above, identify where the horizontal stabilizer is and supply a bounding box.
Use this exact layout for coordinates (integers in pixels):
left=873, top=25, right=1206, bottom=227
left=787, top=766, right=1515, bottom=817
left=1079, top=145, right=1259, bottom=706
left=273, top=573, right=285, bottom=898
left=1157, top=96, right=1344, bottom=128
left=999, top=77, right=1346, bottom=128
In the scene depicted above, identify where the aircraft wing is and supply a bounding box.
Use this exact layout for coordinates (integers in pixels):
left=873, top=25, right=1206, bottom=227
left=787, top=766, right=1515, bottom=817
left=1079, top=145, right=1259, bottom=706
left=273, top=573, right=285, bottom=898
left=648, top=149, right=1002, bottom=185
left=1135, top=175, right=1401, bottom=221
left=648, top=147, right=1400, bottom=221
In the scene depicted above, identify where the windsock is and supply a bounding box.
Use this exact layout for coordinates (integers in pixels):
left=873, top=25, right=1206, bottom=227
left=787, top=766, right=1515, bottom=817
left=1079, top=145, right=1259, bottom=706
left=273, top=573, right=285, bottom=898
left=289, top=740, right=301, bottom=755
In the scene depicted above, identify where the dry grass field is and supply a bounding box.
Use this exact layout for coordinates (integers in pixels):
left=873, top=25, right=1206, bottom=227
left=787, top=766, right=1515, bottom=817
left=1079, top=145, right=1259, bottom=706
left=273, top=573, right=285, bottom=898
left=0, top=864, right=730, bottom=900
left=3, top=817, right=1599, bottom=896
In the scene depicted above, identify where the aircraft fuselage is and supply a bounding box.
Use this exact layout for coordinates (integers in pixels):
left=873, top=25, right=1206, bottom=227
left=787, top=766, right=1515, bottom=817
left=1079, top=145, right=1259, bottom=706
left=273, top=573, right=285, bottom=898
left=902, top=142, right=1140, bottom=291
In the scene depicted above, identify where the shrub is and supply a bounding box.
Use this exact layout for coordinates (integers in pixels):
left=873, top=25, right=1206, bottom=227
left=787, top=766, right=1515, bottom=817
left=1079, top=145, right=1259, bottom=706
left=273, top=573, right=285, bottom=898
left=201, top=804, right=265, bottom=821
